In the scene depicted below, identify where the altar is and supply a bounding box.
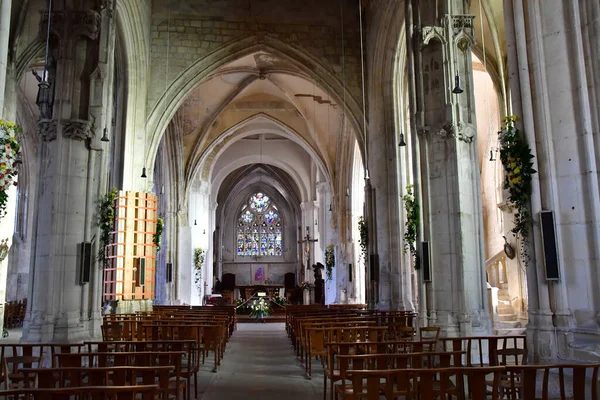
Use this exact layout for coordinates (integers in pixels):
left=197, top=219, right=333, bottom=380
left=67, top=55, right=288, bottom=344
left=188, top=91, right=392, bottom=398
left=236, top=285, right=284, bottom=300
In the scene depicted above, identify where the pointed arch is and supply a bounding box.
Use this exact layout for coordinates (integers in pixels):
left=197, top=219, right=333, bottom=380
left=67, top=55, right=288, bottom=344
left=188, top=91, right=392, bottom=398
left=144, top=35, right=365, bottom=174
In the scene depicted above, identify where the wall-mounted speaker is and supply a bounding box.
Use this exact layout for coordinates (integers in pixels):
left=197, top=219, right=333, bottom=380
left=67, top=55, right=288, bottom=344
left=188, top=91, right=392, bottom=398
left=348, top=263, right=353, bottom=282
left=135, top=258, right=146, bottom=286
left=79, top=242, right=92, bottom=284
left=166, top=263, right=173, bottom=283
left=540, top=210, right=560, bottom=280
left=422, top=241, right=431, bottom=282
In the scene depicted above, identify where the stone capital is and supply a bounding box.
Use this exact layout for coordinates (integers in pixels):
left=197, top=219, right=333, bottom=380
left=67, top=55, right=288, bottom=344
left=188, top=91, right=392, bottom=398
left=62, top=119, right=93, bottom=141
left=456, top=121, right=476, bottom=143
left=38, top=119, right=57, bottom=142
left=39, top=9, right=102, bottom=42
left=444, top=14, right=476, bottom=51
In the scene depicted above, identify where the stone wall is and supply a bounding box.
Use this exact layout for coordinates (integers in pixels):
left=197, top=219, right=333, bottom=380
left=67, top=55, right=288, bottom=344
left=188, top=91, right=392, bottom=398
left=147, top=0, right=362, bottom=111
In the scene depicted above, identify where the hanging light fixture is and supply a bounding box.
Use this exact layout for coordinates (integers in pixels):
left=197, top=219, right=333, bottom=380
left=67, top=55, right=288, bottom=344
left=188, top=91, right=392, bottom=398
left=194, top=219, right=197, bottom=226
left=489, top=149, right=497, bottom=162
left=141, top=167, right=147, bottom=178
left=203, top=229, right=206, bottom=234
left=329, top=203, right=332, bottom=212
left=101, top=127, right=109, bottom=142
left=398, top=132, right=406, bottom=147
left=39, top=0, right=53, bottom=90
left=452, top=74, right=464, bottom=94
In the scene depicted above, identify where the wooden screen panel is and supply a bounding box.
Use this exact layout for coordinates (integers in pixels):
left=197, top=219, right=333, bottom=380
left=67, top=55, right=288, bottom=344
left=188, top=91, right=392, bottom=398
left=103, top=191, right=157, bottom=301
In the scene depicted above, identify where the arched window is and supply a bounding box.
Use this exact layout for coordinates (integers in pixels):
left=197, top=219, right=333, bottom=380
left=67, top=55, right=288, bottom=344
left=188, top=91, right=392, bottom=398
left=237, top=192, right=283, bottom=256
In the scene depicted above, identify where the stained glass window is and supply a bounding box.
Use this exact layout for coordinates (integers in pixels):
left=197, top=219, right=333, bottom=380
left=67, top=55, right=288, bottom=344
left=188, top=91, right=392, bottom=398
left=237, top=192, right=283, bottom=256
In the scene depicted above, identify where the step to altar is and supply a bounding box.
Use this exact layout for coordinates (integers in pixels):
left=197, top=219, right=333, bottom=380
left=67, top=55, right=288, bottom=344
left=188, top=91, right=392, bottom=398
left=237, top=315, right=287, bottom=323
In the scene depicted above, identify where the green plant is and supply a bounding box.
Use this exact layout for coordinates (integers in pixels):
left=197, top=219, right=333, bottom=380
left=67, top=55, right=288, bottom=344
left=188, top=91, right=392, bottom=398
left=325, top=244, right=335, bottom=281
left=0, top=120, right=22, bottom=220
left=249, top=298, right=271, bottom=318
left=193, top=248, right=205, bottom=293
left=97, top=187, right=118, bottom=268
left=358, top=216, right=367, bottom=264
left=154, top=217, right=164, bottom=252
left=402, top=184, right=419, bottom=268
left=498, top=115, right=536, bottom=240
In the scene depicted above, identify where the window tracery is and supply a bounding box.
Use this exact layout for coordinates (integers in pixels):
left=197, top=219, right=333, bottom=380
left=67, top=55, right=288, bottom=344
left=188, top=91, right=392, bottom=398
left=237, top=192, right=283, bottom=256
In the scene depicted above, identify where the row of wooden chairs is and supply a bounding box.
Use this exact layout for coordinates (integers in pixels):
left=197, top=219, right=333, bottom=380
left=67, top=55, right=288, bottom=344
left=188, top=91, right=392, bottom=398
left=0, top=385, right=160, bottom=400
left=2, top=300, right=26, bottom=329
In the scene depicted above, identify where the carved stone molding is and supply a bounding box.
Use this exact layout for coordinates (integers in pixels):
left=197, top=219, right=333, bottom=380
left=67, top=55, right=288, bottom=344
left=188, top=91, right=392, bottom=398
left=444, top=14, right=476, bottom=51
left=38, top=119, right=57, bottom=142
left=39, top=10, right=101, bottom=42
left=456, top=121, right=476, bottom=143
left=435, top=122, right=455, bottom=140
left=62, top=119, right=93, bottom=141
left=422, top=26, right=446, bottom=46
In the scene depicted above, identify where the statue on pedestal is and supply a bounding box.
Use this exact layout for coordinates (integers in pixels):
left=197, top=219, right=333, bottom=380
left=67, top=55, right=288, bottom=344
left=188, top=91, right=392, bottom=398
left=312, top=262, right=325, bottom=305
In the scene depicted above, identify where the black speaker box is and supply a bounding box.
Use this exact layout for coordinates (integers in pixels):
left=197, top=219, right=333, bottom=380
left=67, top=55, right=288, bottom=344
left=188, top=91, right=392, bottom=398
left=422, top=241, right=431, bottom=282
left=540, top=210, right=560, bottom=280
left=166, top=263, right=173, bottom=283
left=79, top=242, right=92, bottom=284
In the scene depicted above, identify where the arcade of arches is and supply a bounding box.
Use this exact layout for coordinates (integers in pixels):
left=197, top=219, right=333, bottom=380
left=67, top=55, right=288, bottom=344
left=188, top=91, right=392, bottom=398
left=0, top=0, right=599, bottom=364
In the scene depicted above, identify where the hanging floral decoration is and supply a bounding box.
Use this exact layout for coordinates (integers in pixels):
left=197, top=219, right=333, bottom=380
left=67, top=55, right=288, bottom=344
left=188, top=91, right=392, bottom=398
left=498, top=115, right=536, bottom=239
left=98, top=187, right=118, bottom=268
left=154, top=217, right=164, bottom=252
left=325, top=244, right=335, bottom=281
left=0, top=120, right=22, bottom=220
left=194, top=248, right=205, bottom=292
left=402, top=184, right=420, bottom=269
left=358, top=216, right=367, bottom=264
left=300, top=280, right=314, bottom=291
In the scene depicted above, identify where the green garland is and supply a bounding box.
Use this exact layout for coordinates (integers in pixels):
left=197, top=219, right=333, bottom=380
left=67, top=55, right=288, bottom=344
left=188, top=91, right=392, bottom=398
left=194, top=248, right=205, bottom=292
left=154, top=217, right=164, bottom=252
left=358, top=216, right=367, bottom=264
left=0, top=120, right=22, bottom=220
left=98, top=187, right=118, bottom=268
left=498, top=115, right=536, bottom=240
left=402, top=184, right=419, bottom=269
left=325, top=244, right=335, bottom=281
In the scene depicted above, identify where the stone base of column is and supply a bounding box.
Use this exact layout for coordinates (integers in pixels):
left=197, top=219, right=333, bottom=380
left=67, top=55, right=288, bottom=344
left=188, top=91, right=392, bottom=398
left=21, top=310, right=95, bottom=343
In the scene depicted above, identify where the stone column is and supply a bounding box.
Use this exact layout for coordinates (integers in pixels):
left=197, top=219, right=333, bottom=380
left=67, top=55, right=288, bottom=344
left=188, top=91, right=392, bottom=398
left=413, top=0, right=490, bottom=336
left=0, top=0, right=11, bottom=117
left=299, top=201, right=317, bottom=284
left=22, top=1, right=116, bottom=342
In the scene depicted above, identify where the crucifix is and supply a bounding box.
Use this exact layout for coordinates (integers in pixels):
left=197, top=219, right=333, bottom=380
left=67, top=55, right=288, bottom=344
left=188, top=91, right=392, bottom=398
left=298, top=226, right=318, bottom=282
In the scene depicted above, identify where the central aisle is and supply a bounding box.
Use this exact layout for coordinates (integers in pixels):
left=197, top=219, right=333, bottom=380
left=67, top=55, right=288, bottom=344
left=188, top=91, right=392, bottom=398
left=199, top=322, right=324, bottom=399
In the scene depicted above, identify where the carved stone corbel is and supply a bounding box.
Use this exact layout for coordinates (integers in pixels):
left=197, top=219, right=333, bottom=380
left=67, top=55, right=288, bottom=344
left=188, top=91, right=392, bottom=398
left=435, top=122, right=455, bottom=140
left=38, top=119, right=57, bottom=142
left=456, top=121, right=476, bottom=143
left=73, top=10, right=102, bottom=40
left=62, top=119, right=93, bottom=141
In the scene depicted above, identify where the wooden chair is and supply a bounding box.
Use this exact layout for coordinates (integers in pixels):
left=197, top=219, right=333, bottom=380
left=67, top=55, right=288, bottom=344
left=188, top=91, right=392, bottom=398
left=101, top=323, right=123, bottom=341
left=3, top=356, right=43, bottom=389
left=505, top=364, right=600, bottom=400
left=0, top=385, right=159, bottom=400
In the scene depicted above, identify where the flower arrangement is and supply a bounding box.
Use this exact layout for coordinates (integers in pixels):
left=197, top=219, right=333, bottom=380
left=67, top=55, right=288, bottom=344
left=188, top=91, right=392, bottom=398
left=358, top=216, right=367, bottom=264
left=154, top=217, right=164, bottom=252
left=402, top=184, right=419, bottom=269
left=300, top=281, right=314, bottom=291
left=498, top=115, right=536, bottom=240
left=193, top=248, right=205, bottom=292
left=0, top=120, right=22, bottom=220
left=249, top=298, right=271, bottom=319
left=272, top=294, right=287, bottom=307
left=97, top=187, right=118, bottom=268
left=235, top=298, right=250, bottom=314
left=325, top=244, right=335, bottom=281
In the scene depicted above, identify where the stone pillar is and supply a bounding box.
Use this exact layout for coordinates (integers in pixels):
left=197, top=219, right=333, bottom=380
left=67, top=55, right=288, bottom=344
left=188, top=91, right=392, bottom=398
left=22, top=2, right=116, bottom=342
left=299, top=201, right=318, bottom=284
left=0, top=0, right=11, bottom=117
left=413, top=0, right=490, bottom=336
